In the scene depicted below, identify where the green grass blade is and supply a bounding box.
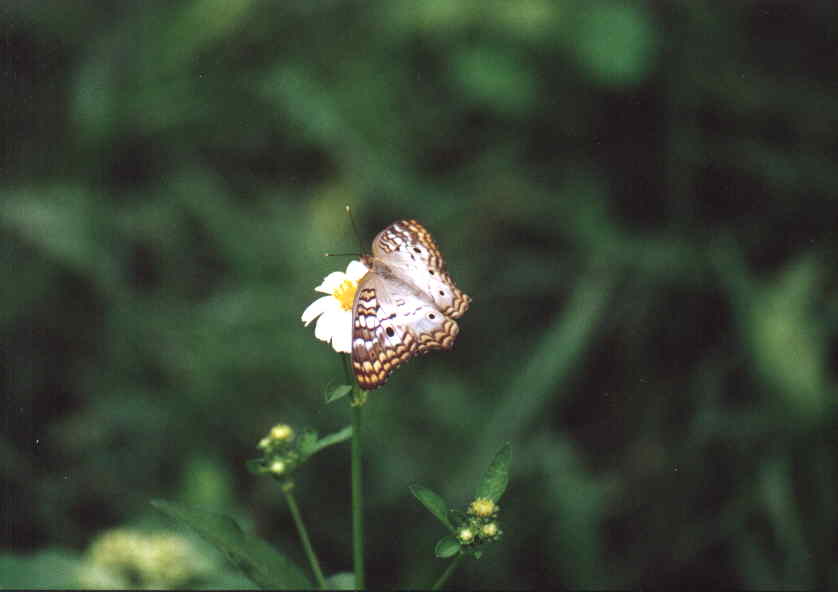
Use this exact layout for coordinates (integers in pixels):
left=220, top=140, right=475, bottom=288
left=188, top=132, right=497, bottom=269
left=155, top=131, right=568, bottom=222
left=152, top=499, right=310, bottom=589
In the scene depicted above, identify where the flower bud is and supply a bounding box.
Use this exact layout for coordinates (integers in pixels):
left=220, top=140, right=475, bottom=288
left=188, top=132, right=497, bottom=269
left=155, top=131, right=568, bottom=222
left=270, top=424, right=294, bottom=442
left=457, top=527, right=475, bottom=545
left=269, top=460, right=286, bottom=475
left=468, top=497, right=497, bottom=518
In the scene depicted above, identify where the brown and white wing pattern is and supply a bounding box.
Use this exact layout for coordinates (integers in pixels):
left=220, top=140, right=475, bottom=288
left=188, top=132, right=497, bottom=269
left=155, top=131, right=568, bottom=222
left=371, top=219, right=471, bottom=319
left=350, top=271, right=459, bottom=390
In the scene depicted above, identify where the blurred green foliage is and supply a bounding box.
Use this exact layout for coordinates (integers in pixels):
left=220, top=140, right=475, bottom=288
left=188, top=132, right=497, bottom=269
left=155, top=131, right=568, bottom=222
left=2, top=0, right=838, bottom=588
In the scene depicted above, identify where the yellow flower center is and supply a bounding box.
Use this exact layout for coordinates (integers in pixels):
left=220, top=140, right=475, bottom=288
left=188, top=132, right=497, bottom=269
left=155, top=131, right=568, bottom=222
left=333, top=278, right=358, bottom=311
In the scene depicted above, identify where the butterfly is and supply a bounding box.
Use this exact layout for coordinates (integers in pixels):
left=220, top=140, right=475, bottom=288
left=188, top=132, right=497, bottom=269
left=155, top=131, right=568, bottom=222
left=351, top=219, right=471, bottom=390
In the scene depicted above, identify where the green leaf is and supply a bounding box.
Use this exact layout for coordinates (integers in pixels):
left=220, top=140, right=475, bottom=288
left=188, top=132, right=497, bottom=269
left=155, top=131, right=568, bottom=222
left=325, top=572, right=356, bottom=589
left=310, top=425, right=353, bottom=455
left=747, top=256, right=827, bottom=422
left=434, top=535, right=461, bottom=559
left=409, top=484, right=453, bottom=531
left=475, top=442, right=511, bottom=502
left=298, top=426, right=352, bottom=460
left=151, top=500, right=310, bottom=589
left=325, top=384, right=353, bottom=404
left=297, top=429, right=319, bottom=458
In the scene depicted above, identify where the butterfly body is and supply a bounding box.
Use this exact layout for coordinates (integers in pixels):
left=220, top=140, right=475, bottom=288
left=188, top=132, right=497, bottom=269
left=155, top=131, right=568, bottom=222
left=351, top=219, right=470, bottom=390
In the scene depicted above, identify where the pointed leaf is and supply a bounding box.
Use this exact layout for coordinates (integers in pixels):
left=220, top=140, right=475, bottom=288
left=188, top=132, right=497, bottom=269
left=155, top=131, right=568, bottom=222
left=434, top=535, right=461, bottom=558
left=325, top=384, right=352, bottom=404
left=409, top=484, right=453, bottom=531
left=475, top=442, right=511, bottom=502
left=151, top=500, right=310, bottom=589
left=297, top=429, right=319, bottom=458
left=310, top=425, right=353, bottom=455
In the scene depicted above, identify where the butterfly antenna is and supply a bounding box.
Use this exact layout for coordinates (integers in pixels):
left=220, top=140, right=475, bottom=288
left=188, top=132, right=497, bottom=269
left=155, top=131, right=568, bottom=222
left=345, top=204, right=366, bottom=256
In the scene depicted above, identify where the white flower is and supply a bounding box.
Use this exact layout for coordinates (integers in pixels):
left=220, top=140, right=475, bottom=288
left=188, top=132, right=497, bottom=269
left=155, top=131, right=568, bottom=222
left=301, top=260, right=368, bottom=353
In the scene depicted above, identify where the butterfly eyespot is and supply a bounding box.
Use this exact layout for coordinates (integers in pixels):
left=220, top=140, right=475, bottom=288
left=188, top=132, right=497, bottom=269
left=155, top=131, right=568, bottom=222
left=413, top=247, right=422, bottom=253
left=428, top=313, right=436, bottom=320
left=385, top=327, right=395, bottom=337
left=429, top=270, right=435, bottom=275
left=438, top=290, right=444, bottom=296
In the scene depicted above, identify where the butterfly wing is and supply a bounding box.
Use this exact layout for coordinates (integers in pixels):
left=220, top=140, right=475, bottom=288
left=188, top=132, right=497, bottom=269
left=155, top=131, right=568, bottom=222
left=371, top=219, right=471, bottom=319
left=351, top=271, right=459, bottom=390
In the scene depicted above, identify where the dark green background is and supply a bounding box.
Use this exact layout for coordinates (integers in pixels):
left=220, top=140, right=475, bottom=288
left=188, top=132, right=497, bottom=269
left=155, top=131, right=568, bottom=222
left=2, top=1, right=837, bottom=588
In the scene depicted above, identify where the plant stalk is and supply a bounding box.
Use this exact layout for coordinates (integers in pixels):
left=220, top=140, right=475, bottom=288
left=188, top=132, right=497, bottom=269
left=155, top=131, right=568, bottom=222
left=432, top=554, right=463, bottom=590
left=351, top=400, right=364, bottom=588
left=284, top=489, right=327, bottom=589
left=342, top=355, right=366, bottom=589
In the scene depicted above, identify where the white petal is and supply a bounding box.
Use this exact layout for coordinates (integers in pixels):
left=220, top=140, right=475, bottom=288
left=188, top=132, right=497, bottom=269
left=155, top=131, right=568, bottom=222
left=315, top=271, right=347, bottom=294
left=330, top=310, right=353, bottom=353
left=302, top=296, right=335, bottom=326
left=314, top=307, right=341, bottom=342
left=346, top=260, right=369, bottom=281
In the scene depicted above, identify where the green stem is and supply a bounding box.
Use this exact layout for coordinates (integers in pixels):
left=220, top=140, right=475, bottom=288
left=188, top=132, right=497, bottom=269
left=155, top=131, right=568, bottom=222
left=284, top=489, right=327, bottom=589
left=432, top=555, right=463, bottom=590
left=350, top=397, right=364, bottom=589
left=342, top=355, right=366, bottom=589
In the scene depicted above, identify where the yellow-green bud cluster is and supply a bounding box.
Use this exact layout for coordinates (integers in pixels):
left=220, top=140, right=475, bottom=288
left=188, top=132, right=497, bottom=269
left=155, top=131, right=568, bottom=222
left=255, top=423, right=300, bottom=480
left=457, top=497, right=503, bottom=545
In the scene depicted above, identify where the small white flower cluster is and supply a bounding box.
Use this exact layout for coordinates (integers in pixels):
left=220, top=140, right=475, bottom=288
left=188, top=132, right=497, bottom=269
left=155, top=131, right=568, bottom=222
left=77, top=528, right=209, bottom=589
